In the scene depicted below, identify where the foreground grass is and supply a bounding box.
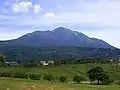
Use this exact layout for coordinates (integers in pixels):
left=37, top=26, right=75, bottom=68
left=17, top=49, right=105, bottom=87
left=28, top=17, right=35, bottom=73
left=0, top=64, right=120, bottom=80
left=0, top=64, right=120, bottom=90
left=0, top=78, right=120, bottom=90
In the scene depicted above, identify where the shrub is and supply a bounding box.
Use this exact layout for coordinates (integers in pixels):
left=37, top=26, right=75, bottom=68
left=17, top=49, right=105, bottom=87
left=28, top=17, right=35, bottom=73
left=73, top=75, right=85, bottom=83
left=0, top=72, right=2, bottom=77
left=117, top=80, right=120, bottom=86
left=43, top=74, right=54, bottom=81
left=101, top=77, right=114, bottom=85
left=59, top=76, right=67, bottom=83
left=29, top=73, right=41, bottom=80
left=0, top=71, right=13, bottom=77
left=0, top=71, right=28, bottom=79
left=48, top=63, right=53, bottom=67
left=54, top=61, right=61, bottom=66
left=23, top=64, right=38, bottom=68
left=11, top=72, right=28, bottom=79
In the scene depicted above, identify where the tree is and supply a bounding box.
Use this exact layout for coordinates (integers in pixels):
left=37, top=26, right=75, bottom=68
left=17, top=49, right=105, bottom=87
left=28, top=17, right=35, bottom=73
left=117, top=80, right=120, bottom=86
left=101, top=77, right=114, bottom=85
left=87, top=67, right=109, bottom=85
left=60, top=60, right=68, bottom=64
left=48, top=62, right=53, bottom=67
left=0, top=53, right=6, bottom=65
left=54, top=61, right=61, bottom=66
left=43, top=74, right=54, bottom=81
left=29, top=73, right=41, bottom=80
left=59, top=76, right=67, bottom=83
left=17, top=60, right=20, bottom=64
left=73, top=75, right=85, bottom=83
left=30, top=60, right=34, bottom=64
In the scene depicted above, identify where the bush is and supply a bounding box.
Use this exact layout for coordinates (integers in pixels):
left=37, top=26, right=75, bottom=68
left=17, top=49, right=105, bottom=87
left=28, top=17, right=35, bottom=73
left=117, top=80, right=120, bottom=86
left=73, top=75, right=85, bottom=83
left=101, top=76, right=114, bottom=85
left=59, top=76, right=67, bottom=83
left=43, top=74, right=54, bottom=81
left=0, top=72, right=2, bottom=77
left=0, top=71, right=12, bottom=77
left=29, top=73, right=41, bottom=80
left=48, top=63, right=53, bottom=67
left=101, top=78, right=114, bottom=85
left=54, top=61, right=61, bottom=66
left=0, top=71, right=28, bottom=79
left=11, top=72, right=28, bottom=79
left=23, top=64, right=38, bottom=68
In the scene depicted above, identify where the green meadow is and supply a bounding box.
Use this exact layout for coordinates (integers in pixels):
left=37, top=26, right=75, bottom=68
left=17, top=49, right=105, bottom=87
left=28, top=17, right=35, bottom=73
left=0, top=64, right=120, bottom=80
left=0, top=64, right=120, bottom=90
left=0, top=78, right=120, bottom=90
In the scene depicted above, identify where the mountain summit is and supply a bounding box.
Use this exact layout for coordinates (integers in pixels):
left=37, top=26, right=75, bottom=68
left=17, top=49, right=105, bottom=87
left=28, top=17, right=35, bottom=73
left=0, top=27, right=114, bottom=49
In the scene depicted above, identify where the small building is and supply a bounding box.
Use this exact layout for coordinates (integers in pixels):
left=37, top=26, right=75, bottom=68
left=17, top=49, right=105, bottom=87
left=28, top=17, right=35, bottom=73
left=119, top=59, right=120, bottom=63
left=40, top=61, right=46, bottom=64
left=11, top=62, right=20, bottom=65
left=110, top=59, right=113, bottom=62
left=5, top=61, right=20, bottom=66
left=40, top=60, right=54, bottom=66
left=48, top=61, right=54, bottom=64
left=5, top=62, right=11, bottom=65
left=43, top=63, right=48, bottom=66
left=5, top=62, right=11, bottom=64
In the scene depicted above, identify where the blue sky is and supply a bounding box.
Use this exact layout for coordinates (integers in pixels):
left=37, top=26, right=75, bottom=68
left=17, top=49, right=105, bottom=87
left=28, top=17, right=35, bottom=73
left=0, top=0, right=120, bottom=48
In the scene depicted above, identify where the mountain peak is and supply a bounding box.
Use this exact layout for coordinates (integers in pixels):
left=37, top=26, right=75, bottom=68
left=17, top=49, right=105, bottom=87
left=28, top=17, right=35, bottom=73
left=55, top=27, right=67, bottom=30
left=53, top=27, right=72, bottom=32
left=0, top=27, right=114, bottom=49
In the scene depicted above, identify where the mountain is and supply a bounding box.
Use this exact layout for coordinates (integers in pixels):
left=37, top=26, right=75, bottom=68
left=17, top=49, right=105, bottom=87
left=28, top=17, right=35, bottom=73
left=0, top=27, right=114, bottom=49
left=0, top=27, right=119, bottom=62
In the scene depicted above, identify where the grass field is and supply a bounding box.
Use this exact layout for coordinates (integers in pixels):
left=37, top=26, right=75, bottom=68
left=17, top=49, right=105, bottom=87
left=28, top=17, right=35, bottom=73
left=0, top=78, right=120, bottom=90
left=0, top=64, right=120, bottom=90
left=0, top=64, right=120, bottom=80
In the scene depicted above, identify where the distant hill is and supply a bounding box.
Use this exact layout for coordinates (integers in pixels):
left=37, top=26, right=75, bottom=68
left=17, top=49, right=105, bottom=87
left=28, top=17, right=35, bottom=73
left=0, top=27, right=114, bottom=49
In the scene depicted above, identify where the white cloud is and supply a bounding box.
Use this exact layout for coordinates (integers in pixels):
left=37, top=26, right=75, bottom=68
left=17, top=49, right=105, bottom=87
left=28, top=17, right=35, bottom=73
left=60, top=4, right=62, bottom=9
left=33, top=4, right=43, bottom=13
left=12, top=1, right=43, bottom=13
left=42, top=0, right=120, bottom=28
left=1, top=0, right=120, bottom=48
left=52, top=12, right=120, bottom=28
left=34, top=4, right=43, bottom=13
left=12, top=1, right=33, bottom=13
left=44, top=12, right=55, bottom=18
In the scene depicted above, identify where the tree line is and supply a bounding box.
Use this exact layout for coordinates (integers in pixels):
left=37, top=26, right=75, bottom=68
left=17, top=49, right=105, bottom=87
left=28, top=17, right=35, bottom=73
left=0, top=53, right=120, bottom=67
left=1, top=46, right=120, bottom=63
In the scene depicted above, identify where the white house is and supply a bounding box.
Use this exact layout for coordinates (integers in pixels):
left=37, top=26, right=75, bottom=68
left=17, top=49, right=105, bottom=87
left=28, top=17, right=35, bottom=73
left=43, top=63, right=48, bottom=66
left=48, top=61, right=54, bottom=64
left=5, top=61, right=20, bottom=66
left=40, top=60, right=54, bottom=66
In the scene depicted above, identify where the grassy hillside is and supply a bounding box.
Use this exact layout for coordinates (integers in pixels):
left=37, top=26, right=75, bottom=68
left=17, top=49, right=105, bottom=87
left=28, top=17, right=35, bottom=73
left=0, top=64, right=120, bottom=80
left=0, top=78, right=120, bottom=90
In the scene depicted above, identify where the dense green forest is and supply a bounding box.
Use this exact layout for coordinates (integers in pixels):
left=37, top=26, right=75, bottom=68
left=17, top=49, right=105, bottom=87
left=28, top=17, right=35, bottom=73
left=0, top=45, right=120, bottom=63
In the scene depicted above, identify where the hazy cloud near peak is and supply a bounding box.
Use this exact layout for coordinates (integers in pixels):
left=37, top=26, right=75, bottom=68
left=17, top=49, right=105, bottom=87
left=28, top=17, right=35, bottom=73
left=44, top=12, right=56, bottom=18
